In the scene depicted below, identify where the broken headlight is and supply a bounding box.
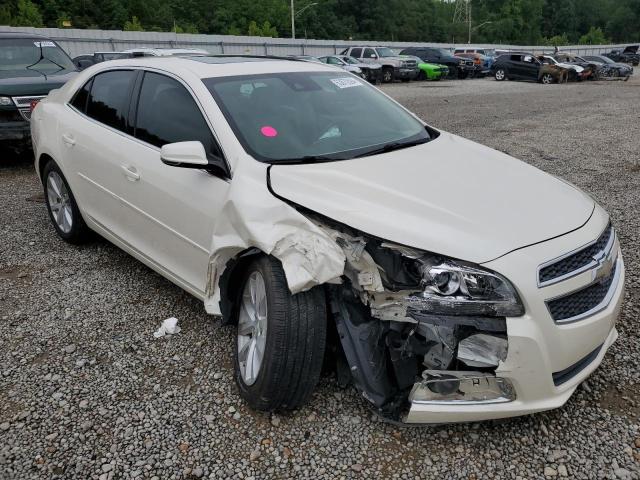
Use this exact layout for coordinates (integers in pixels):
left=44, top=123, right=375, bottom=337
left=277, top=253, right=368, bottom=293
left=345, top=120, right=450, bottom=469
left=415, top=261, right=524, bottom=317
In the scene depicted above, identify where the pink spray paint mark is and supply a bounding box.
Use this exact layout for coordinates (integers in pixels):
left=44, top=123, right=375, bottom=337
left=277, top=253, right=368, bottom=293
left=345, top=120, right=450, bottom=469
left=261, top=126, right=278, bottom=137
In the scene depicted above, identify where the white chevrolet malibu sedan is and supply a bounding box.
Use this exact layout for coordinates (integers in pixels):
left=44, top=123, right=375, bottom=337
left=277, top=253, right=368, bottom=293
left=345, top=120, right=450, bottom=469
left=31, top=55, right=624, bottom=424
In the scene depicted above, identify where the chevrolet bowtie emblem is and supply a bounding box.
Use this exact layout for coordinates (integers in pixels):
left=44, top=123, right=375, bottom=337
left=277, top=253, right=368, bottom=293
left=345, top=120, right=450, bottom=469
left=592, top=248, right=616, bottom=282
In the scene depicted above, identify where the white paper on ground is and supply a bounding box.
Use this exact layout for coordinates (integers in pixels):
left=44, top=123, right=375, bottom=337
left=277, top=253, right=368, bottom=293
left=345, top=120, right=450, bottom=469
left=153, top=317, right=181, bottom=338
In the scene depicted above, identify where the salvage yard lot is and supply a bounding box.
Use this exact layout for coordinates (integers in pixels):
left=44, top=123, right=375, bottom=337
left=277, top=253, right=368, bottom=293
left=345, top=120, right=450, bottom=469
left=1, top=75, right=639, bottom=479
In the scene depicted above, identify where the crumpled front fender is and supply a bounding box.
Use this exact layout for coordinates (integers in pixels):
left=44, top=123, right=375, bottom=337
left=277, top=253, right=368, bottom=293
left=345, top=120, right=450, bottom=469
left=204, top=162, right=345, bottom=316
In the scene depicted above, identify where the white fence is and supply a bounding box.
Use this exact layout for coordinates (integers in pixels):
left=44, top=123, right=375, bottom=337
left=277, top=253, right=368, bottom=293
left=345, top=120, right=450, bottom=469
left=0, top=25, right=625, bottom=58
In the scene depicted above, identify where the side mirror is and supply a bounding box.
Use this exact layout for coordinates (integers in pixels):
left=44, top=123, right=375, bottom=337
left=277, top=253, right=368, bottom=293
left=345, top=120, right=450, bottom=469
left=161, top=141, right=230, bottom=178
left=161, top=141, right=208, bottom=167
left=370, top=54, right=376, bottom=58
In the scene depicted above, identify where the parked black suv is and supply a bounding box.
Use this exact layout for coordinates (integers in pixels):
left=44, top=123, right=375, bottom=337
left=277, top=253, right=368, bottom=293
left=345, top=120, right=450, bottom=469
left=0, top=32, right=77, bottom=153
left=491, top=53, right=541, bottom=82
left=399, top=47, right=475, bottom=78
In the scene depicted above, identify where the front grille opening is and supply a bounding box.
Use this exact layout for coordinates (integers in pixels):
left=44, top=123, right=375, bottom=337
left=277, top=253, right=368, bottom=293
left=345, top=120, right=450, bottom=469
left=546, top=261, right=617, bottom=322
left=539, top=224, right=613, bottom=285
left=552, top=344, right=602, bottom=386
left=0, top=110, right=24, bottom=123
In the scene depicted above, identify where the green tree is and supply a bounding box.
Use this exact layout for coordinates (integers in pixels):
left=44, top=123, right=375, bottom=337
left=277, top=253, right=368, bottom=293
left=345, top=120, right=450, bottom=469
left=124, top=15, right=144, bottom=31
left=579, top=26, right=609, bottom=44
left=13, top=0, right=44, bottom=27
left=247, top=20, right=278, bottom=37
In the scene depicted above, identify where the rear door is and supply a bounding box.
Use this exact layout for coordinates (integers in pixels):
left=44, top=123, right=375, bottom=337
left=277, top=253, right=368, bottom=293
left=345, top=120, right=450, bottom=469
left=61, top=69, right=138, bottom=238
left=116, top=70, right=230, bottom=296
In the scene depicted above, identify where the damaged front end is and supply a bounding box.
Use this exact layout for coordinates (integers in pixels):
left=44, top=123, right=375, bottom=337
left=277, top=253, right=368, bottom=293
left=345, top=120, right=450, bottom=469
left=314, top=214, right=524, bottom=423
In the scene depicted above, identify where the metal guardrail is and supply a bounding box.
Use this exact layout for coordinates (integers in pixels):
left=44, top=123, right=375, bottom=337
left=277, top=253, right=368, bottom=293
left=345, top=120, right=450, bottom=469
left=0, top=25, right=628, bottom=58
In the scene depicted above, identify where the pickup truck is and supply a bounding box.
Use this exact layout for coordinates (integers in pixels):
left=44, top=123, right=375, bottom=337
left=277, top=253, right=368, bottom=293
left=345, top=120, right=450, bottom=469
left=339, top=46, right=419, bottom=83
left=0, top=32, right=77, bottom=153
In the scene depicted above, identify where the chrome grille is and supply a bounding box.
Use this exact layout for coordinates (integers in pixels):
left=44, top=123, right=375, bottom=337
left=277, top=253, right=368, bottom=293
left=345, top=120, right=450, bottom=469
left=538, top=224, right=614, bottom=286
left=546, top=259, right=619, bottom=324
left=11, top=95, right=46, bottom=108
left=18, top=109, right=32, bottom=121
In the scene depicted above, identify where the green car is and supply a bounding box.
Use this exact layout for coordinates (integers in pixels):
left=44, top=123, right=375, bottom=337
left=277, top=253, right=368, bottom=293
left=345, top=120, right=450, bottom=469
left=400, top=55, right=449, bottom=80
left=1, top=32, right=77, bottom=153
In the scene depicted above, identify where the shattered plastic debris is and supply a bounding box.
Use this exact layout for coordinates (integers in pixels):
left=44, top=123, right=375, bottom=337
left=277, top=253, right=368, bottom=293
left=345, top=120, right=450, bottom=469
left=153, top=317, right=181, bottom=338
left=457, top=334, right=507, bottom=368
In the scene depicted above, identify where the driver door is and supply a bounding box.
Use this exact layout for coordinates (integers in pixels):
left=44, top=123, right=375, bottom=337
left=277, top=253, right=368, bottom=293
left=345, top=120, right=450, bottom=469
left=116, top=70, right=231, bottom=297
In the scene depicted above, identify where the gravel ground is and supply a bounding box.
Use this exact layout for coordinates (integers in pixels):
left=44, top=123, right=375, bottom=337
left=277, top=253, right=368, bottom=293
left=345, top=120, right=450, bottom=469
left=1, top=74, right=639, bottom=480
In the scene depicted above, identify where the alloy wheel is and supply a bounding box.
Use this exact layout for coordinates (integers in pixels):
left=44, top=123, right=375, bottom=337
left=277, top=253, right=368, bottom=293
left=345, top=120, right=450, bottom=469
left=237, top=271, right=268, bottom=386
left=495, top=69, right=505, bottom=80
left=47, top=171, right=73, bottom=233
left=542, top=73, right=553, bottom=84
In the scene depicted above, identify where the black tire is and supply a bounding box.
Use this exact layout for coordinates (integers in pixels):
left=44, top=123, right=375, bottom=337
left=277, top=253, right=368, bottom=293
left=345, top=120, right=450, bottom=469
left=417, top=70, right=426, bottom=81
left=42, top=160, right=92, bottom=244
left=447, top=65, right=458, bottom=79
left=234, top=256, right=327, bottom=411
left=382, top=67, right=394, bottom=83
left=494, top=68, right=507, bottom=81
left=540, top=73, right=555, bottom=84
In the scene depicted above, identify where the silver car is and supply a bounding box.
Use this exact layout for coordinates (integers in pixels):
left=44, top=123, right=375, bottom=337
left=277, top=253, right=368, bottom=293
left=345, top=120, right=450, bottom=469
left=317, top=55, right=383, bottom=83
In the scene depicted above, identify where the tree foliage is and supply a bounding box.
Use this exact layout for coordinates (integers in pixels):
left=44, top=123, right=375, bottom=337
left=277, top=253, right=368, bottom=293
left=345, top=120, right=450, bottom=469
left=1, top=0, right=638, bottom=44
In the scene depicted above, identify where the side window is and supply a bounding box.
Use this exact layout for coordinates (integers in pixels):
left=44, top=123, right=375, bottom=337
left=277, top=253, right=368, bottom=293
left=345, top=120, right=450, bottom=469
left=510, top=54, right=522, bottom=62
left=134, top=72, right=222, bottom=159
left=70, top=78, right=93, bottom=113
left=86, top=70, right=136, bottom=131
left=327, top=57, right=341, bottom=65
left=363, top=48, right=376, bottom=58
left=350, top=48, right=362, bottom=58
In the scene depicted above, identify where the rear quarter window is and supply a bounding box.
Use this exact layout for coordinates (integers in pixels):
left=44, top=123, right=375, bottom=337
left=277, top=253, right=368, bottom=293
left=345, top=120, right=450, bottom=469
left=85, top=70, right=136, bottom=132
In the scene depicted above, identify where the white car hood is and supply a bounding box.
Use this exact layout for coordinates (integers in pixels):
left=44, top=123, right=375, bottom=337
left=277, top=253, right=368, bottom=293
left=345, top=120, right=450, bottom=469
left=268, top=132, right=594, bottom=264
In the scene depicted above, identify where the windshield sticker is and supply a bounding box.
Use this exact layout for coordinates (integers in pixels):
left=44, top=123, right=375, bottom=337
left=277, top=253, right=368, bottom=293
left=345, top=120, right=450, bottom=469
left=330, top=77, right=363, bottom=89
left=260, top=126, right=278, bottom=138
left=34, top=41, right=56, bottom=48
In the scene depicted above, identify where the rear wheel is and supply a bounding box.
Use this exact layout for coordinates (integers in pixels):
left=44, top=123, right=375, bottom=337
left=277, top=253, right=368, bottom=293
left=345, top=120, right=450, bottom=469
left=234, top=256, right=327, bottom=411
left=494, top=68, right=506, bottom=81
left=42, top=160, right=91, bottom=244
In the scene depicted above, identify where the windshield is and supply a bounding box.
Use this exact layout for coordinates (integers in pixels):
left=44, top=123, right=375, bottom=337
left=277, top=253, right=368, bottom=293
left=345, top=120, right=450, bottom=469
left=0, top=38, right=75, bottom=72
left=376, top=47, right=397, bottom=57
left=598, top=56, right=614, bottom=64
left=204, top=72, right=430, bottom=163
left=342, top=56, right=360, bottom=65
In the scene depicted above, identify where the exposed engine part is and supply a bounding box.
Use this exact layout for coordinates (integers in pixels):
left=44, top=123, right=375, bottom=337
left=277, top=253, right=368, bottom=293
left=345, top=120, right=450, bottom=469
left=457, top=334, right=508, bottom=368
left=308, top=214, right=513, bottom=422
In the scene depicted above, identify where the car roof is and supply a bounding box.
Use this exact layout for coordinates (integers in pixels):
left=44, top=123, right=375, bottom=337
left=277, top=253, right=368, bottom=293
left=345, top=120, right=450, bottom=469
left=121, top=48, right=209, bottom=55
left=91, top=55, right=339, bottom=78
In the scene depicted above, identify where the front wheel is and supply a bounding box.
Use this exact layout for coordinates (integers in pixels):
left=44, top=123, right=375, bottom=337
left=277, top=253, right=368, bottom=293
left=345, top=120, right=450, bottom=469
left=234, top=256, right=327, bottom=411
left=382, top=67, right=394, bottom=83
left=494, top=68, right=506, bottom=81
left=541, top=73, right=554, bottom=84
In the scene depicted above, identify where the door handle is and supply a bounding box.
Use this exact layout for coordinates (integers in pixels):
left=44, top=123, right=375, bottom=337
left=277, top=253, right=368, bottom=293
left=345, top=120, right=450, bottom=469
left=121, top=165, right=140, bottom=181
left=62, top=133, right=76, bottom=146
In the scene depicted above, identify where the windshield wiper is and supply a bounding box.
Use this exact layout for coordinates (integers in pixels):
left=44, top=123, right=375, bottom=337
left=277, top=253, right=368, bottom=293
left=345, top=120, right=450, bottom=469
left=355, top=137, right=430, bottom=158
left=274, top=155, right=338, bottom=164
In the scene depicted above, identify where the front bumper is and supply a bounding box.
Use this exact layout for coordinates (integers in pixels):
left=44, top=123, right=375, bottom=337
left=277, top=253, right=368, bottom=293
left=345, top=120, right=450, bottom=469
left=395, top=67, right=420, bottom=79
left=0, top=121, right=31, bottom=142
left=404, top=209, right=625, bottom=423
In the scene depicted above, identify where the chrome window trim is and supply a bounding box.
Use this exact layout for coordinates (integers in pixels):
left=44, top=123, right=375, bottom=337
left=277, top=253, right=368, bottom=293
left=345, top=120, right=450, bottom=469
left=545, top=256, right=622, bottom=325
left=537, top=223, right=614, bottom=288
